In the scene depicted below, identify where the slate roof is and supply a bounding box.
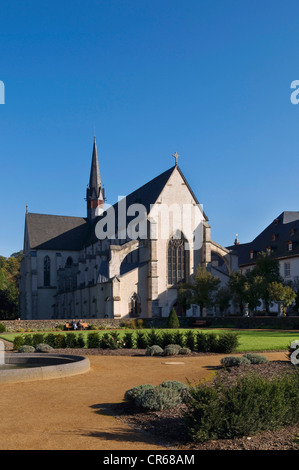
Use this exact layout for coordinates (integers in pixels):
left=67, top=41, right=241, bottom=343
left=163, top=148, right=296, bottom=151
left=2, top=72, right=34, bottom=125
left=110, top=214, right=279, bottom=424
left=228, top=211, right=299, bottom=266
left=26, top=213, right=91, bottom=251
left=26, top=165, right=206, bottom=251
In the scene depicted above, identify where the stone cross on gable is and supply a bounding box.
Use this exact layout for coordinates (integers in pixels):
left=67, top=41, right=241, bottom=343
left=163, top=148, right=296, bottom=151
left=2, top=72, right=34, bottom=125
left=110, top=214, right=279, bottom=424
left=172, top=152, right=180, bottom=166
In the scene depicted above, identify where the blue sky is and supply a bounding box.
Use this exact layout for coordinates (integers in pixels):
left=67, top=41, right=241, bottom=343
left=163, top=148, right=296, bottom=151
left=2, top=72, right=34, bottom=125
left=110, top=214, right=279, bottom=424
left=1, top=0, right=299, bottom=257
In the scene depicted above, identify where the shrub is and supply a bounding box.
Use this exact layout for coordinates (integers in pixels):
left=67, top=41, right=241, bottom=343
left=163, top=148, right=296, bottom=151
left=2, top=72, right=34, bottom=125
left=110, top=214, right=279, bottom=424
left=32, top=334, right=45, bottom=348
left=184, top=370, right=299, bottom=442
left=122, top=332, right=136, bottom=349
left=87, top=332, right=101, bottom=348
left=160, top=331, right=175, bottom=349
left=124, top=384, right=155, bottom=402
left=18, top=345, right=35, bottom=353
left=205, top=333, right=219, bottom=352
left=13, top=336, right=25, bottom=350
left=179, top=347, right=191, bottom=355
left=121, top=319, right=136, bottom=329
left=135, top=385, right=183, bottom=411
left=167, top=308, right=180, bottom=329
left=54, top=334, right=66, bottom=349
left=160, top=380, right=188, bottom=395
left=136, top=319, right=145, bottom=329
left=185, top=330, right=196, bottom=351
left=0, top=323, right=6, bottom=333
left=243, top=353, right=269, bottom=364
left=146, top=345, right=164, bottom=356
left=99, top=332, right=114, bottom=349
left=77, top=333, right=85, bottom=348
left=196, top=332, right=210, bottom=352
left=36, top=343, right=54, bottom=353
left=220, top=356, right=251, bottom=367
left=216, top=332, right=239, bottom=354
left=136, top=331, right=150, bottom=349
left=147, top=329, right=162, bottom=347
left=163, top=344, right=182, bottom=356
left=173, top=330, right=185, bottom=348
left=22, top=334, right=34, bottom=346
left=65, top=333, right=79, bottom=348
left=44, top=333, right=57, bottom=349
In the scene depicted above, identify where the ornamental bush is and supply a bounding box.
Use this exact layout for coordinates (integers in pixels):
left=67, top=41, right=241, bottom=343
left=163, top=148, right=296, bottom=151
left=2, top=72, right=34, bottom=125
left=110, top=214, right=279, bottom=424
left=0, top=323, right=6, bottom=333
left=173, top=330, right=185, bottom=348
left=163, top=344, right=182, bottom=356
left=147, top=329, right=162, bottom=347
left=124, top=384, right=155, bottom=402
left=160, top=331, right=175, bottom=349
left=184, top=330, right=196, bottom=351
left=87, top=332, right=101, bottom=348
left=216, top=332, right=239, bottom=354
left=18, top=345, right=35, bottom=353
left=242, top=353, right=269, bottom=364
left=184, top=369, right=299, bottom=442
left=160, top=380, right=188, bottom=395
left=54, top=334, right=66, bottom=349
left=13, top=336, right=25, bottom=350
left=179, top=347, right=191, bottom=355
left=220, top=356, right=251, bottom=367
left=146, top=345, right=164, bottom=356
left=167, top=308, right=180, bottom=329
left=122, top=332, right=136, bottom=349
left=136, top=331, right=150, bottom=349
left=36, top=343, right=54, bottom=353
left=135, top=385, right=183, bottom=411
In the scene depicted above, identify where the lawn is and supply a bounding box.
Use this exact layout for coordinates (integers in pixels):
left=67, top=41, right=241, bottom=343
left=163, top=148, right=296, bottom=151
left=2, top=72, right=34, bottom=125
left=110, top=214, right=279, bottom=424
left=1, top=328, right=299, bottom=352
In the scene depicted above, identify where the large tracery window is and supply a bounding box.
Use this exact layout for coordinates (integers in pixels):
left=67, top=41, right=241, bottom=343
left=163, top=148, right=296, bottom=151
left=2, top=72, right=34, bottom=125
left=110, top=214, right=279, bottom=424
left=44, top=255, right=51, bottom=287
left=168, top=233, right=188, bottom=285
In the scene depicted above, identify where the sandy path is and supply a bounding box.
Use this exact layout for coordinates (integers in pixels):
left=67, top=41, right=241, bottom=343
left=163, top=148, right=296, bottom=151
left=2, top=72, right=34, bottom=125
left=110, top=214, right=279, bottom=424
left=0, top=351, right=287, bottom=450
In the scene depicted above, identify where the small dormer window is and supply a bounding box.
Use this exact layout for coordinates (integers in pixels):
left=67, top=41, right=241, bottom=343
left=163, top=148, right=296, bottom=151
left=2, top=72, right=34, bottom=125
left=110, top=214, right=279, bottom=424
left=288, top=241, right=293, bottom=251
left=272, top=234, right=276, bottom=241
left=249, top=250, right=254, bottom=260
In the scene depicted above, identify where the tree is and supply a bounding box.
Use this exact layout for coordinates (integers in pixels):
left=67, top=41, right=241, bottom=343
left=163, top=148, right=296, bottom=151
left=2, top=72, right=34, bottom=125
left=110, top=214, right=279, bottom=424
left=167, top=308, right=180, bottom=329
left=0, top=250, right=23, bottom=319
left=251, top=252, right=282, bottom=313
left=268, top=282, right=297, bottom=315
left=215, top=287, right=232, bottom=316
left=186, top=266, right=221, bottom=316
left=177, top=285, right=193, bottom=314
left=228, top=271, right=249, bottom=315
left=245, top=271, right=263, bottom=313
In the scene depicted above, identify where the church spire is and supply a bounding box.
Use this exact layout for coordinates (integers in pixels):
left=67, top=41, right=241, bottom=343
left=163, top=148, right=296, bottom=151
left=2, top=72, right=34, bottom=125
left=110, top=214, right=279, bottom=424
left=86, top=137, right=105, bottom=220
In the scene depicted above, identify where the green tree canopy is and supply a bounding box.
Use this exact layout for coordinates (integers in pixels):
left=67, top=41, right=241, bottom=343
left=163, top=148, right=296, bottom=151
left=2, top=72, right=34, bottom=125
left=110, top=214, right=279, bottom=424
left=0, top=250, right=23, bottom=319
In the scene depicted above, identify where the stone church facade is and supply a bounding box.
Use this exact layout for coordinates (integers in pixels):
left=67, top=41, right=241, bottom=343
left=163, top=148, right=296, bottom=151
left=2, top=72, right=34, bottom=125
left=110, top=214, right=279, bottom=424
left=19, top=139, right=237, bottom=320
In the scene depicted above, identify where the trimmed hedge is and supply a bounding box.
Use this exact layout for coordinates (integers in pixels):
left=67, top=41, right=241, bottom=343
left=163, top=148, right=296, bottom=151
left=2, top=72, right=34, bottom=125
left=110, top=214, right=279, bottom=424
left=11, top=329, right=239, bottom=354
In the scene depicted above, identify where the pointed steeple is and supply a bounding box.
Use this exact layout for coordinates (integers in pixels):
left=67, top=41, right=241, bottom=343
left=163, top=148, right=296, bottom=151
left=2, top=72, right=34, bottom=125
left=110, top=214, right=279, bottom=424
left=86, top=137, right=105, bottom=220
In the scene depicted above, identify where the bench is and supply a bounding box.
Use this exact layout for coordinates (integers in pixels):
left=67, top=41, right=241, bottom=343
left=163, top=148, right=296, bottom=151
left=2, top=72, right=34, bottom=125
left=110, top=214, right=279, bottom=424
left=65, top=322, right=88, bottom=331
left=192, top=320, right=207, bottom=328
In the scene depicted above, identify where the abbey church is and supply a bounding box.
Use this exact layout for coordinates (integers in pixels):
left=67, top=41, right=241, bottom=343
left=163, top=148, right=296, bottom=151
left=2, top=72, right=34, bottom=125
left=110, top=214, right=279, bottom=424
left=19, top=139, right=238, bottom=320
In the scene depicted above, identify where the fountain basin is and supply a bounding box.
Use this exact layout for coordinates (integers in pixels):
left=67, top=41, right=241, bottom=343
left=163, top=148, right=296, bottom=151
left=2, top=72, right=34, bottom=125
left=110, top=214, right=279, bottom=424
left=0, top=353, right=90, bottom=384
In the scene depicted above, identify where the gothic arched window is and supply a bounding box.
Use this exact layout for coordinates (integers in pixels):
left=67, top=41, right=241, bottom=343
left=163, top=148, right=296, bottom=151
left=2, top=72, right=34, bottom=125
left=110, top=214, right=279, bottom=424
left=66, top=256, right=73, bottom=267
left=44, top=255, right=51, bottom=287
left=167, top=233, right=188, bottom=285
left=128, top=293, right=141, bottom=318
